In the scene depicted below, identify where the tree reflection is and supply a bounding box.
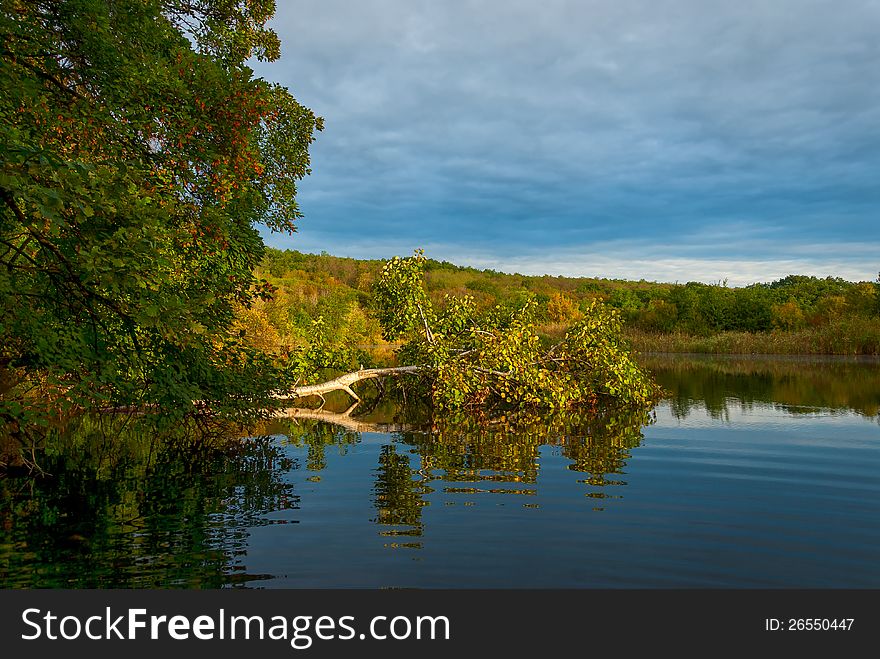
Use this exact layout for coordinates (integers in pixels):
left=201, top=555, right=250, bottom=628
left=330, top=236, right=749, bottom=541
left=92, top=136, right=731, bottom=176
left=268, top=405, right=653, bottom=541
left=7, top=355, right=876, bottom=583
left=641, top=355, right=880, bottom=420
left=0, top=416, right=297, bottom=588
left=372, top=445, right=430, bottom=541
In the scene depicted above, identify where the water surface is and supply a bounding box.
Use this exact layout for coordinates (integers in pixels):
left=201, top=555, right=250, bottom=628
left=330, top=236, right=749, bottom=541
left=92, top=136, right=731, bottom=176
left=2, top=355, right=878, bottom=588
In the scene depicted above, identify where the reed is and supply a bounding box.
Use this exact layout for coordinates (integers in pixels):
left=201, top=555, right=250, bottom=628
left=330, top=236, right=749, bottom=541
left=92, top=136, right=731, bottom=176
left=625, top=317, right=880, bottom=355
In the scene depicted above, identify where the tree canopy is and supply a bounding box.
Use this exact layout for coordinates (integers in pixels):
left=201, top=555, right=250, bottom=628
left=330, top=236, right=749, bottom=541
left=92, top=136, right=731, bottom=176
left=1, top=0, right=321, bottom=426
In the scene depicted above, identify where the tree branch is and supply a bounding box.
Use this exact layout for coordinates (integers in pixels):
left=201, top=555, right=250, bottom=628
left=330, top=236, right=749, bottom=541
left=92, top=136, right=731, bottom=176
left=417, top=303, right=434, bottom=344
left=274, top=365, right=424, bottom=403
left=15, top=58, right=87, bottom=101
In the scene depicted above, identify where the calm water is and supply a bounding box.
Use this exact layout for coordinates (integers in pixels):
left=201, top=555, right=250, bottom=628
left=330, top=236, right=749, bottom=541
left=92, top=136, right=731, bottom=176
left=2, top=355, right=879, bottom=588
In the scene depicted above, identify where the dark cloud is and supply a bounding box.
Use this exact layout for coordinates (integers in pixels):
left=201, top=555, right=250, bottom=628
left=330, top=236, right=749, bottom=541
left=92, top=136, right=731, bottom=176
left=252, top=0, right=880, bottom=283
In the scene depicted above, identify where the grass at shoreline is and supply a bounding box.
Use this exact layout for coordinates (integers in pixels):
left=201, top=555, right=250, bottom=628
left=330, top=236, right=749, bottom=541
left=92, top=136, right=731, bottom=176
left=624, top=317, right=880, bottom=356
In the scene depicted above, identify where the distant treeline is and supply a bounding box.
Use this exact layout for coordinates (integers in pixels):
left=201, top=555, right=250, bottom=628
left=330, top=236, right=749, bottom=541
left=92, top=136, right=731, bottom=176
left=243, top=248, right=880, bottom=356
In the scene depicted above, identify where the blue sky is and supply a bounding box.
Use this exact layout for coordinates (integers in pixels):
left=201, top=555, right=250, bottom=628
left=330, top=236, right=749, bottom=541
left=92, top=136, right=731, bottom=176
left=251, top=0, right=880, bottom=285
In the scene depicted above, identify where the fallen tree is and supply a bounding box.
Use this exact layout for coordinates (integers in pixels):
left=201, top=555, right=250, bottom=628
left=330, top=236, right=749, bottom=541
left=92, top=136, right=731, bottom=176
left=273, top=251, right=659, bottom=414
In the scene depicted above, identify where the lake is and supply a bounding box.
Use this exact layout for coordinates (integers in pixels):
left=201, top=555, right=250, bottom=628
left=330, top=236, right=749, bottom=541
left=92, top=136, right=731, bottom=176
left=2, top=354, right=879, bottom=588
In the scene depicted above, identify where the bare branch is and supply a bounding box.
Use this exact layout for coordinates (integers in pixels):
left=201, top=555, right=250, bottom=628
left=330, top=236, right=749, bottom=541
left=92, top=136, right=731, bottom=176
left=417, top=303, right=434, bottom=344
left=274, top=365, right=424, bottom=403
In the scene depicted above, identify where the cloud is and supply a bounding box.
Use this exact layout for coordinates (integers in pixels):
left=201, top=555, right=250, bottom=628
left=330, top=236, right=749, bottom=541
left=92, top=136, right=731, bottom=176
left=252, top=0, right=880, bottom=283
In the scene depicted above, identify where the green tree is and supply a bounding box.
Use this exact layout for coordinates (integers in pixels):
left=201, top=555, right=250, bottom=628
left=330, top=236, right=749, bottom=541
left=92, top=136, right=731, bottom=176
left=371, top=251, right=659, bottom=413
left=0, top=0, right=321, bottom=425
left=730, top=287, right=773, bottom=332
left=772, top=300, right=806, bottom=331
left=637, top=299, right=678, bottom=333
left=876, top=272, right=880, bottom=316
left=606, top=288, right=643, bottom=321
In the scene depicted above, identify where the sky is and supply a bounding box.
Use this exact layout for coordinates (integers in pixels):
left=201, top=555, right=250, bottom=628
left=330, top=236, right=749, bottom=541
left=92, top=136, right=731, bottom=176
left=250, top=0, right=880, bottom=286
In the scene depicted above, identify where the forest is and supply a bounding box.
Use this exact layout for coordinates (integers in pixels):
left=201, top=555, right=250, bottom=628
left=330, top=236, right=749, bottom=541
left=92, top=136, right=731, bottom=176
left=243, top=247, right=880, bottom=360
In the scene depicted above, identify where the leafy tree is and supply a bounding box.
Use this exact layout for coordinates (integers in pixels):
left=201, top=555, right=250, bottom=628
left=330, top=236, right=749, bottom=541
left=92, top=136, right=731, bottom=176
left=876, top=272, right=880, bottom=316
left=0, top=0, right=321, bottom=425
left=665, top=284, right=709, bottom=335
left=545, top=291, right=582, bottom=323
left=772, top=300, right=806, bottom=331
left=606, top=288, right=643, bottom=320
left=730, top=287, right=773, bottom=332
left=844, top=282, right=877, bottom=317
left=811, top=294, right=848, bottom=325
left=371, top=251, right=659, bottom=413
left=761, top=275, right=855, bottom=314
left=637, top=298, right=678, bottom=333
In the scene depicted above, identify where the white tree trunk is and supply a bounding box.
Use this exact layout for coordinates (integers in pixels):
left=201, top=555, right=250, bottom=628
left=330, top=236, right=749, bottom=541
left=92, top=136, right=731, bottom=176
left=274, top=365, right=423, bottom=403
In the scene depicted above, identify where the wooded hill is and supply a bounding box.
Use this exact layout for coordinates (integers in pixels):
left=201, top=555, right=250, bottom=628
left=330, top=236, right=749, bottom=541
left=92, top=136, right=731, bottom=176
left=240, top=248, right=880, bottom=357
